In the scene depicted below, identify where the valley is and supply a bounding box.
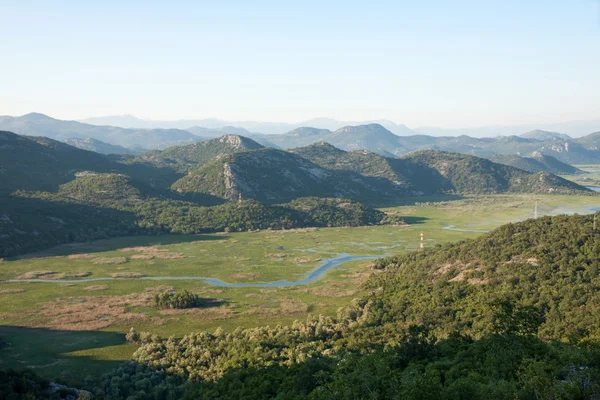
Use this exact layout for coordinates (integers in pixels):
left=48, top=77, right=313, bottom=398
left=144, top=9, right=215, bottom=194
left=1, top=193, right=598, bottom=382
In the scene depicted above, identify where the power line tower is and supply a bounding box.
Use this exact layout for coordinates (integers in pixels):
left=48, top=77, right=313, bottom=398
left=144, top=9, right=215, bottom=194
left=594, top=213, right=597, bottom=233
left=534, top=201, right=538, bottom=219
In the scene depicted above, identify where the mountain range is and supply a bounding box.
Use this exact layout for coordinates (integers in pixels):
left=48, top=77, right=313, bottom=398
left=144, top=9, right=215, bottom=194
left=4, top=113, right=600, bottom=165
left=81, top=114, right=600, bottom=137
left=0, top=113, right=204, bottom=151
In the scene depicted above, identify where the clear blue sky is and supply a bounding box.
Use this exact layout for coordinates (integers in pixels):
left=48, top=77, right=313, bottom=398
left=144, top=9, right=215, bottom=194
left=1, top=0, right=599, bottom=128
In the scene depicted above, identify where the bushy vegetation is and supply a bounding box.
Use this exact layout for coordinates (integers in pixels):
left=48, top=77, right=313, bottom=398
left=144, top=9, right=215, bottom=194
left=152, top=290, right=203, bottom=310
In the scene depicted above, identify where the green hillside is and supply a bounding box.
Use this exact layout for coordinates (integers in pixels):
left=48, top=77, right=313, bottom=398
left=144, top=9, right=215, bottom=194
left=0, top=131, right=117, bottom=193
left=403, top=150, right=589, bottom=194
left=486, top=153, right=583, bottom=175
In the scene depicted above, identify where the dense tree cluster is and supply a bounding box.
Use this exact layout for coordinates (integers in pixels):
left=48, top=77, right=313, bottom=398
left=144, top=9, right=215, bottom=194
left=366, top=214, right=600, bottom=340
left=152, top=290, right=203, bottom=310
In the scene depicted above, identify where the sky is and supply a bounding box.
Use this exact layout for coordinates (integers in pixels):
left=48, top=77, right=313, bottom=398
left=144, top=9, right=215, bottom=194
left=1, top=0, right=599, bottom=128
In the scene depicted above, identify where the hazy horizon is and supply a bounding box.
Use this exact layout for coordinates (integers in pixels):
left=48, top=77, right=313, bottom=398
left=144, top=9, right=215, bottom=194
left=2, top=1, right=600, bottom=128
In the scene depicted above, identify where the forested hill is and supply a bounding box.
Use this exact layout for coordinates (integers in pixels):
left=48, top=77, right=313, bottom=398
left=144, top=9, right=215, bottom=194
left=368, top=213, right=600, bottom=339
left=403, top=150, right=588, bottom=194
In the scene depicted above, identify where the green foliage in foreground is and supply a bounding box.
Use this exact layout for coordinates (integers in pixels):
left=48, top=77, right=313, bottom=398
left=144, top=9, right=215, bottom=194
left=89, top=317, right=600, bottom=399
left=152, top=290, right=203, bottom=310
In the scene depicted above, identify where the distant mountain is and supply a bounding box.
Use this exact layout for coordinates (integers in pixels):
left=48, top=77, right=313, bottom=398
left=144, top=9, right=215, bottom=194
left=64, top=138, right=140, bottom=155
left=520, top=129, right=571, bottom=141
left=485, top=153, right=583, bottom=175
left=404, top=150, right=588, bottom=194
left=80, top=115, right=419, bottom=135
left=0, top=113, right=203, bottom=150
left=575, top=131, right=600, bottom=151
left=415, top=119, right=600, bottom=138
left=325, top=124, right=405, bottom=156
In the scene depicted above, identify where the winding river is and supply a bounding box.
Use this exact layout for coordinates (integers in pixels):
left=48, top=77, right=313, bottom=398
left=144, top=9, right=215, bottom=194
left=3, top=253, right=378, bottom=288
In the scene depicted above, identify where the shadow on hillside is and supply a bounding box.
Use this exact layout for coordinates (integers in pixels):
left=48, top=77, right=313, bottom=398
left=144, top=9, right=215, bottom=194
left=402, top=216, right=429, bottom=225
left=0, top=194, right=231, bottom=260
left=13, top=233, right=230, bottom=260
left=0, top=325, right=130, bottom=384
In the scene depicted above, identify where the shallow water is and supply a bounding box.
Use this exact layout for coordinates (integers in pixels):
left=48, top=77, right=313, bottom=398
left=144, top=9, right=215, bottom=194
left=586, top=186, right=600, bottom=192
left=3, top=253, right=378, bottom=288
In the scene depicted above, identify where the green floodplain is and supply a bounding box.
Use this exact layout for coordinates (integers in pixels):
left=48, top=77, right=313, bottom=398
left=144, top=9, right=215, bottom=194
left=1, top=190, right=599, bottom=382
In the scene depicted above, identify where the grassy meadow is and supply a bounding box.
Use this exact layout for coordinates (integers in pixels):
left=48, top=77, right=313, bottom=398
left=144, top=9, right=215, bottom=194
left=1, top=193, right=599, bottom=382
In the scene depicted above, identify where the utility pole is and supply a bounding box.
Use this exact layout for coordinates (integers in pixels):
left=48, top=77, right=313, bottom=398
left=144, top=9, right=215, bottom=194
left=419, top=232, right=424, bottom=251
left=534, top=202, right=538, bottom=219
left=594, top=213, right=597, bottom=233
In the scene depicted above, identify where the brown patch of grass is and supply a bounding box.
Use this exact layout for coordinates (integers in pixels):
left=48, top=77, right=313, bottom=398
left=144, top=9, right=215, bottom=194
left=17, top=271, right=91, bottom=280
left=0, top=289, right=26, bottom=294
left=310, top=288, right=357, bottom=298
left=158, top=306, right=234, bottom=319
left=339, top=271, right=372, bottom=285
left=130, top=254, right=154, bottom=260
left=93, top=257, right=128, bottom=265
left=84, top=285, right=109, bottom=291
left=295, top=257, right=321, bottom=264
left=230, top=273, right=260, bottom=280
left=67, top=254, right=94, bottom=260
left=266, top=253, right=287, bottom=258
left=32, top=293, right=154, bottom=330
left=143, top=285, right=174, bottom=293
left=245, top=298, right=308, bottom=315
left=111, top=272, right=145, bottom=279
left=119, top=246, right=185, bottom=260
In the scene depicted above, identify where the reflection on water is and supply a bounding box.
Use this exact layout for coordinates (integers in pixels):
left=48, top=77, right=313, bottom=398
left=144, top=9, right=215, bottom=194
left=4, top=253, right=378, bottom=288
